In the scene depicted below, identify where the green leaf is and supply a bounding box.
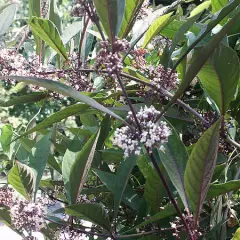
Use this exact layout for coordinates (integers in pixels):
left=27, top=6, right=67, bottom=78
left=0, top=3, right=17, bottom=35
left=5, top=76, right=126, bottom=125
left=168, top=9, right=240, bottom=109
left=198, top=43, right=240, bottom=114
left=49, top=0, right=62, bottom=35
left=136, top=154, right=152, bottom=179
left=0, top=124, right=13, bottom=154
left=69, top=130, right=100, bottom=203
left=207, top=180, right=240, bottom=199
left=93, top=169, right=141, bottom=210
left=93, top=0, right=126, bottom=42
left=48, top=155, right=62, bottom=174
left=100, top=149, right=124, bottom=164
left=144, top=164, right=167, bottom=213
left=184, top=119, right=220, bottom=224
left=0, top=92, right=48, bottom=107
left=29, top=134, right=51, bottom=196
left=66, top=203, right=111, bottom=231
left=142, top=12, right=174, bottom=48
left=29, top=0, right=40, bottom=17
left=62, top=150, right=79, bottom=203
left=232, top=228, right=240, bottom=240
left=114, top=154, right=137, bottom=218
left=19, top=104, right=89, bottom=139
left=118, top=0, right=144, bottom=39
left=8, top=162, right=36, bottom=200
left=158, top=127, right=189, bottom=210
left=29, top=17, right=68, bottom=60
left=189, top=1, right=211, bottom=18
left=0, top=207, right=11, bottom=226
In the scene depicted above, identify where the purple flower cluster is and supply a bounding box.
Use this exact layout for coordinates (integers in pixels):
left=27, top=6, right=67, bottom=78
left=0, top=187, right=14, bottom=207
left=10, top=200, right=46, bottom=233
left=113, top=106, right=171, bottom=157
left=59, top=226, right=85, bottom=240
left=96, top=39, right=130, bottom=78
left=147, top=65, right=179, bottom=91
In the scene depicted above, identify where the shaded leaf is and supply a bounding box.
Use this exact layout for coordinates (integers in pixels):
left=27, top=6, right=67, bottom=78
left=93, top=0, right=126, bottom=42
left=69, top=131, right=100, bottom=203
left=114, top=154, right=137, bottom=218
left=29, top=134, right=51, bottom=196
left=0, top=207, right=11, bottom=226
left=0, top=124, right=13, bottom=154
left=158, top=127, right=189, bottom=210
left=198, top=43, right=240, bottom=114
left=66, top=203, right=111, bottom=231
left=184, top=119, right=220, bottom=223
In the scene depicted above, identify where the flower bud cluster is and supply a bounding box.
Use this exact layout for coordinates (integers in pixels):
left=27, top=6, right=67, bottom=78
left=72, top=0, right=93, bottom=18
left=10, top=200, right=46, bottom=233
left=96, top=39, right=130, bottom=78
left=147, top=65, right=179, bottom=91
left=113, top=106, right=171, bottom=157
left=59, top=226, right=85, bottom=240
left=0, top=187, right=14, bottom=207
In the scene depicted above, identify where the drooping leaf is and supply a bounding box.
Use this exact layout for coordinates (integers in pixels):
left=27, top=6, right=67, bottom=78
left=93, top=0, right=126, bottom=42
left=93, top=169, right=141, bottom=210
left=8, top=162, right=36, bottom=200
left=142, top=12, right=174, bottom=48
left=158, top=127, right=189, bottom=210
left=114, top=154, right=137, bottom=218
left=66, top=203, right=111, bottom=231
left=0, top=3, right=17, bottom=35
left=184, top=119, right=220, bottom=224
left=198, top=43, right=240, bottom=114
left=29, top=134, right=51, bottom=196
left=118, top=0, right=144, bottom=39
left=29, top=17, right=68, bottom=60
left=4, top=76, right=126, bottom=125
left=69, top=130, right=100, bottom=203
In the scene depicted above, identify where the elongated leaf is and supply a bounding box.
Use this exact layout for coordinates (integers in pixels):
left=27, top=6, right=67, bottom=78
left=93, top=0, right=126, bottom=42
left=136, top=154, right=152, bottom=179
left=0, top=124, right=13, bottom=154
left=19, top=104, right=89, bottom=138
left=143, top=12, right=174, bottom=48
left=93, top=169, right=141, bottom=210
left=144, top=165, right=167, bottom=213
left=158, top=128, right=189, bottom=210
left=62, top=150, right=79, bottom=203
left=0, top=3, right=17, bottom=35
left=184, top=119, right=220, bottom=224
left=5, top=76, right=126, bottom=124
left=198, top=43, right=240, bottom=114
left=100, top=149, right=124, bottom=164
left=168, top=10, right=240, bottom=109
left=8, top=162, right=36, bottom=200
left=29, top=0, right=40, bottom=17
left=69, top=131, right=100, bottom=203
left=66, top=203, right=111, bottom=231
left=114, top=155, right=137, bottom=218
left=118, top=0, right=144, bottom=39
left=29, top=17, right=68, bottom=60
left=29, top=134, right=51, bottom=196
left=49, top=0, right=62, bottom=35
left=189, top=1, right=211, bottom=18
left=48, top=155, right=62, bottom=174
left=0, top=92, right=47, bottom=107
left=207, top=180, right=240, bottom=199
